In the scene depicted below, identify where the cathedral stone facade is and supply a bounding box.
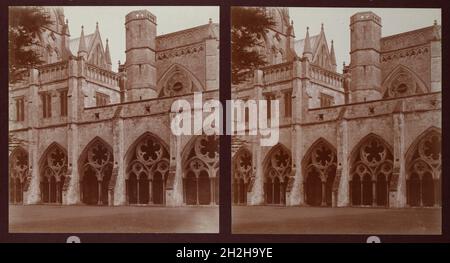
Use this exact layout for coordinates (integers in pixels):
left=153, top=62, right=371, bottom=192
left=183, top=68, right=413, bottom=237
left=9, top=8, right=220, bottom=206
left=232, top=8, right=441, bottom=208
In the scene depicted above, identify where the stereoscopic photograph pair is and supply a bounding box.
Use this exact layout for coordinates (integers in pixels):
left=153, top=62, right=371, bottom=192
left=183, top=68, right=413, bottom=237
left=8, top=6, right=441, bottom=235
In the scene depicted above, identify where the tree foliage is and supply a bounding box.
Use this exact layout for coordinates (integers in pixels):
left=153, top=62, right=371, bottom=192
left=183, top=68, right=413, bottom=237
left=231, top=7, right=275, bottom=85
left=9, top=6, right=53, bottom=82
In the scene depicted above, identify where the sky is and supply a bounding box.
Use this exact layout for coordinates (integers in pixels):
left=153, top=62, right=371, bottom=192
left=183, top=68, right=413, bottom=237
left=62, top=6, right=219, bottom=71
left=289, top=8, right=441, bottom=72
left=61, top=7, right=441, bottom=73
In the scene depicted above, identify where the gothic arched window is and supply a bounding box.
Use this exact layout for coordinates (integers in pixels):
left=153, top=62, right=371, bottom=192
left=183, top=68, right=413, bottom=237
left=80, top=138, right=114, bottom=205
left=40, top=143, right=68, bottom=204
left=303, top=139, right=337, bottom=207
left=382, top=66, right=427, bottom=98
left=126, top=134, right=169, bottom=205
left=9, top=147, right=29, bottom=204
left=183, top=135, right=219, bottom=205
left=232, top=148, right=252, bottom=205
left=350, top=135, right=393, bottom=207
left=407, top=129, right=441, bottom=207
left=264, top=144, right=292, bottom=205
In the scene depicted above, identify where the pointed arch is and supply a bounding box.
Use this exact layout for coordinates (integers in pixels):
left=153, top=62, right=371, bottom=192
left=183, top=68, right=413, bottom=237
left=311, top=30, right=333, bottom=71
left=382, top=64, right=428, bottom=98
left=157, top=63, right=204, bottom=97
left=86, top=30, right=106, bottom=65
left=78, top=136, right=114, bottom=206
left=349, top=133, right=393, bottom=207
left=125, top=132, right=169, bottom=167
left=182, top=135, right=219, bottom=205
left=125, top=132, right=170, bottom=205
left=263, top=143, right=292, bottom=205
left=405, top=126, right=441, bottom=207
left=39, top=142, right=68, bottom=204
left=302, top=138, right=337, bottom=207
left=9, top=146, right=29, bottom=204
left=232, top=147, right=252, bottom=205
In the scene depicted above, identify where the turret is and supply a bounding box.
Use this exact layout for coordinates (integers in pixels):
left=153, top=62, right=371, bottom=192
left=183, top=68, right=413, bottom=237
left=105, top=38, right=112, bottom=71
left=78, top=25, right=88, bottom=59
left=302, top=27, right=313, bottom=61
left=125, top=10, right=157, bottom=101
left=349, top=11, right=382, bottom=102
left=330, top=40, right=337, bottom=72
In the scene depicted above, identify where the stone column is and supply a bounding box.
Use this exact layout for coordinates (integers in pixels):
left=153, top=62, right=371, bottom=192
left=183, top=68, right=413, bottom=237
left=112, top=107, right=126, bottom=206
left=48, top=180, right=52, bottom=203
left=321, top=181, right=326, bottom=206
left=289, top=58, right=307, bottom=206
left=205, top=37, right=219, bottom=90
left=430, top=29, right=441, bottom=92
left=210, top=178, right=214, bottom=205
left=336, top=115, right=350, bottom=207
left=360, top=181, right=364, bottom=205
left=25, top=69, right=41, bottom=204
left=249, top=70, right=265, bottom=205
left=165, top=129, right=183, bottom=206
left=196, top=176, right=200, bottom=205
left=97, top=180, right=102, bottom=205
left=419, top=179, right=423, bottom=207
left=148, top=178, right=153, bottom=204
left=392, top=103, right=406, bottom=207
left=65, top=57, right=84, bottom=205
left=372, top=181, right=377, bottom=206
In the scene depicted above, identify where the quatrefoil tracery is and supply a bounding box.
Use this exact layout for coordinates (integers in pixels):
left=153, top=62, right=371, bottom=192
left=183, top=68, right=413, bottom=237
left=234, top=150, right=253, bottom=182
left=307, top=142, right=337, bottom=181
left=360, top=139, right=388, bottom=168
left=11, top=150, right=29, bottom=181
left=409, top=132, right=441, bottom=180
left=185, top=135, right=219, bottom=178
left=352, top=137, right=393, bottom=181
left=418, top=133, right=441, bottom=167
left=270, top=148, right=291, bottom=177
left=194, top=135, right=219, bottom=165
left=136, top=137, right=164, bottom=166
left=128, top=135, right=169, bottom=180
left=44, top=146, right=68, bottom=180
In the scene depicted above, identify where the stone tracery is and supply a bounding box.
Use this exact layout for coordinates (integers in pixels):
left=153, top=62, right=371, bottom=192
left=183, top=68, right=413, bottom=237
left=126, top=134, right=169, bottom=205
left=232, top=148, right=252, bottom=205
left=407, top=129, right=441, bottom=207
left=40, top=143, right=68, bottom=204
left=80, top=139, right=114, bottom=205
left=350, top=135, right=393, bottom=206
left=383, top=66, right=427, bottom=98
left=264, top=144, right=292, bottom=205
left=184, top=135, right=219, bottom=205
left=303, top=139, right=337, bottom=206
left=9, top=147, right=29, bottom=204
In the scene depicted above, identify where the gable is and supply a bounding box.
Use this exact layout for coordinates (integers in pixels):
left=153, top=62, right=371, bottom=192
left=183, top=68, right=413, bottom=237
left=382, top=65, right=428, bottom=98
left=312, top=32, right=333, bottom=71
left=157, top=64, right=204, bottom=97
left=86, top=31, right=108, bottom=68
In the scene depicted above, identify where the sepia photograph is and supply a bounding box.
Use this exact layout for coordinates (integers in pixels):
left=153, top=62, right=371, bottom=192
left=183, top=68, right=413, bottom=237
left=230, top=7, right=442, bottom=234
left=8, top=6, right=220, bottom=233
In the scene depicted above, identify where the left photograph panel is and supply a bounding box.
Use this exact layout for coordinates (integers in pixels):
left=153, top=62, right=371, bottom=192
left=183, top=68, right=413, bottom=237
left=8, top=6, right=220, bottom=233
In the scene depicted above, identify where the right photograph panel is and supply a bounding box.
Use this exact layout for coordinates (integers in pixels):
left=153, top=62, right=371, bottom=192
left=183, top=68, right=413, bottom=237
left=231, top=7, right=441, bottom=234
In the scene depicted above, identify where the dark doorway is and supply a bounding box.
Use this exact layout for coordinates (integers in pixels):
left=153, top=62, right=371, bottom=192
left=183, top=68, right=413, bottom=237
left=153, top=172, right=164, bottom=204
left=407, top=173, right=421, bottom=206
left=376, top=174, right=388, bottom=206
left=306, top=170, right=322, bottom=206
left=185, top=172, right=197, bottom=205
left=351, top=176, right=361, bottom=206
left=83, top=170, right=99, bottom=205
left=198, top=171, right=211, bottom=205
left=422, top=173, right=435, bottom=207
